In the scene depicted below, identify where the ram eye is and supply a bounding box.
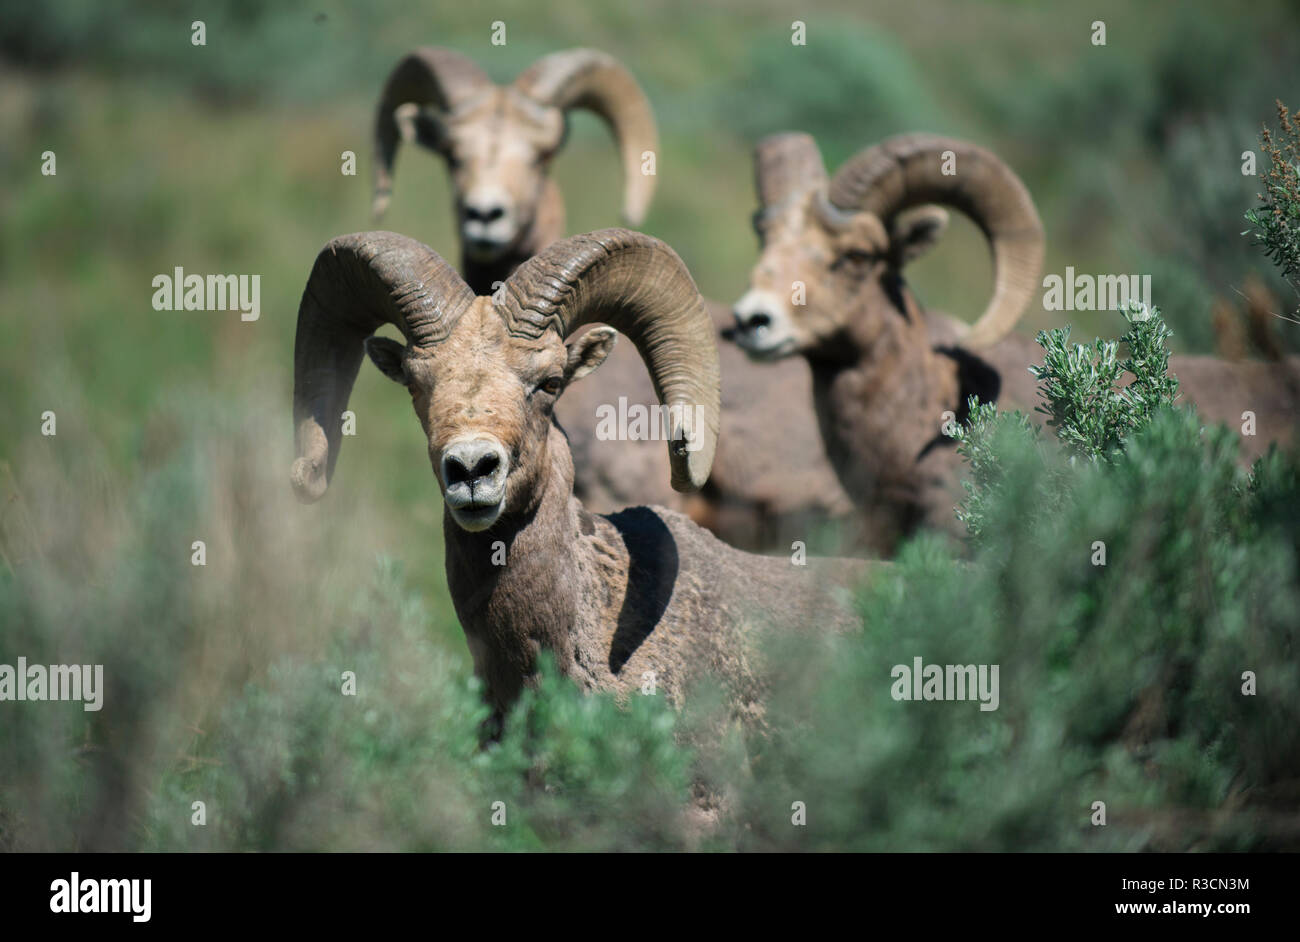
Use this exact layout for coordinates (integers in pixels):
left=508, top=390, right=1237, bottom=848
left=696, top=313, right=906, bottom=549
left=831, top=248, right=876, bottom=271
left=538, top=377, right=564, bottom=396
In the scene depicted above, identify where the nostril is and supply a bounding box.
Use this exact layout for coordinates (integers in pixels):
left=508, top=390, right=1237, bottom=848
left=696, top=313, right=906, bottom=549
left=469, top=452, right=500, bottom=479
left=745, top=311, right=773, bottom=331
left=444, top=456, right=472, bottom=486
left=443, top=443, right=506, bottom=492
left=465, top=205, right=506, bottom=224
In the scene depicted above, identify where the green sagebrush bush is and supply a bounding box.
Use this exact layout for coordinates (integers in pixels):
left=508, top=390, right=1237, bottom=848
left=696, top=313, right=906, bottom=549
left=2, top=533, right=696, bottom=852
left=1245, top=100, right=1300, bottom=314
left=141, top=565, right=694, bottom=853
left=719, top=415, right=1298, bottom=849
left=956, top=301, right=1179, bottom=539
left=878, top=303, right=1300, bottom=850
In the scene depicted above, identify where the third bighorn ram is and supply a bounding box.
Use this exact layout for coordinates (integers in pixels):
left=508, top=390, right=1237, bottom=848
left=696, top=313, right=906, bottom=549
left=730, top=133, right=1300, bottom=553
left=372, top=47, right=851, bottom=550
left=731, top=133, right=1048, bottom=553
left=291, top=229, right=866, bottom=726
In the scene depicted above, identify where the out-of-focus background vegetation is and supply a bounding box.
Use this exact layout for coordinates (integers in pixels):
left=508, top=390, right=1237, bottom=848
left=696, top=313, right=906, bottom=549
left=2, top=0, right=1298, bottom=850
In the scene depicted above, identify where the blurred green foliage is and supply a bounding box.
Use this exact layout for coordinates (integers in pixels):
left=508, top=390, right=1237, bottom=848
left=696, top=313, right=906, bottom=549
left=970, top=9, right=1300, bottom=351
left=715, top=22, right=951, bottom=169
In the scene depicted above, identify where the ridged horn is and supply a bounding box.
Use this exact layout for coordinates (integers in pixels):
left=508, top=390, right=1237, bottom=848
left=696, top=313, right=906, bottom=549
left=754, top=133, right=827, bottom=208
left=373, top=48, right=492, bottom=218
left=829, top=133, right=1044, bottom=349
left=497, top=229, right=718, bottom=491
left=291, top=232, right=475, bottom=502
left=513, top=49, right=658, bottom=226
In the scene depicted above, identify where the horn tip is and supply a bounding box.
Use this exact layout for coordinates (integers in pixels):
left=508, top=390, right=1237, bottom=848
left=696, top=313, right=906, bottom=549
left=669, top=461, right=711, bottom=494
left=290, top=456, right=329, bottom=504
left=669, top=473, right=702, bottom=494
left=667, top=435, right=715, bottom=493
left=959, top=322, right=999, bottom=350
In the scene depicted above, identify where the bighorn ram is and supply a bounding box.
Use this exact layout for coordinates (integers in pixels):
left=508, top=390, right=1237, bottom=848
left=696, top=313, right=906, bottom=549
left=372, top=47, right=851, bottom=549
left=730, top=133, right=1300, bottom=553
left=373, top=47, right=656, bottom=292
left=291, top=229, right=866, bottom=723
left=730, top=133, right=1047, bottom=552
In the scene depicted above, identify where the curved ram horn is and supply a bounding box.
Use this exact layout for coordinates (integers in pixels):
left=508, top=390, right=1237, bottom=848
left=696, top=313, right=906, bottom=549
left=373, top=48, right=492, bottom=218
left=291, top=232, right=475, bottom=502
left=513, top=49, right=659, bottom=226
left=829, top=133, right=1044, bottom=349
left=497, top=228, right=719, bottom=491
left=754, top=132, right=828, bottom=209
left=810, top=189, right=859, bottom=231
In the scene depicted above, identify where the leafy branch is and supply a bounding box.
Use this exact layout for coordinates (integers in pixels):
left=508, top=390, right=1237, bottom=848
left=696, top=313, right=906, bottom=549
left=955, top=302, right=1180, bottom=539
left=1245, top=100, right=1300, bottom=313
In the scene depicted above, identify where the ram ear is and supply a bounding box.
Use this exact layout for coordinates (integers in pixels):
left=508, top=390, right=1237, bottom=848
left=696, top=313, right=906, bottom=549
left=395, top=103, right=450, bottom=153
left=364, top=336, right=408, bottom=384
left=563, top=326, right=618, bottom=383
left=890, top=206, right=949, bottom=267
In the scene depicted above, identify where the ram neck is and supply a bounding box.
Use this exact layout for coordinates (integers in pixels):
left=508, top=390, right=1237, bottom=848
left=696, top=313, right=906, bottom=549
left=441, top=445, right=584, bottom=715
left=807, top=290, right=961, bottom=544
left=459, top=179, right=567, bottom=295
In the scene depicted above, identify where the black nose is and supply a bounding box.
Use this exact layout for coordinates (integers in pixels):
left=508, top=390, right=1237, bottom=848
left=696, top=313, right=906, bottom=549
left=734, top=309, right=773, bottom=332
left=443, top=448, right=501, bottom=486
left=464, top=205, right=506, bottom=223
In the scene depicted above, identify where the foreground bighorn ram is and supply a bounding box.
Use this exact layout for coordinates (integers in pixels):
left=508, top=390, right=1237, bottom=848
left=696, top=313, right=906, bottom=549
left=372, top=47, right=851, bottom=549
left=731, top=133, right=1300, bottom=553
left=291, top=229, right=866, bottom=722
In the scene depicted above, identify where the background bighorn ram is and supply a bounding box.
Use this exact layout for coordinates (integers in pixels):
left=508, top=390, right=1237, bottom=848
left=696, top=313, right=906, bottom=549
left=291, top=229, right=865, bottom=724
left=731, top=133, right=1047, bottom=553
left=731, top=133, right=1300, bottom=553
left=373, top=47, right=656, bottom=292
left=372, top=47, right=851, bottom=550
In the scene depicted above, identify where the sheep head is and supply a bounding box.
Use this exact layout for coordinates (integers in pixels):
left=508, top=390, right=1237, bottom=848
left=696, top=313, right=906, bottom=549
left=291, top=229, right=719, bottom=532
left=373, top=48, right=658, bottom=265
left=730, top=133, right=1044, bottom=361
